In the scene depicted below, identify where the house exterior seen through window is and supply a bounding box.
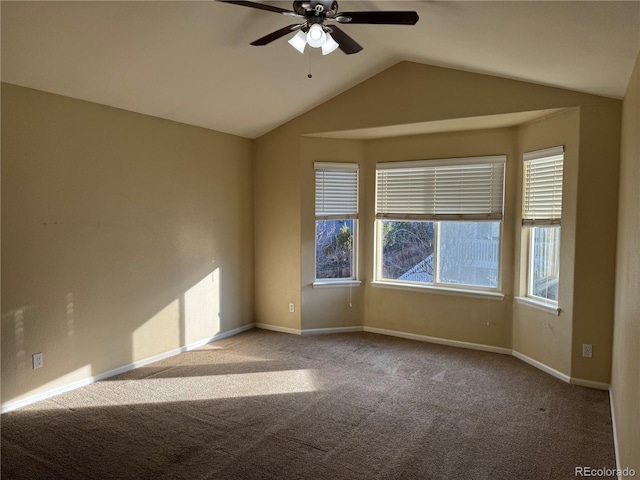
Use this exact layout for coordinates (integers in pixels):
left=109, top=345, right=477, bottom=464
left=379, top=221, right=500, bottom=289
left=316, top=219, right=354, bottom=279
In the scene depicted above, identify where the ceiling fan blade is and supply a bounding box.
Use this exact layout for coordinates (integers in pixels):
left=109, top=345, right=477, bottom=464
left=218, top=1, right=302, bottom=17
left=250, top=24, right=302, bottom=46
left=335, top=11, right=419, bottom=25
left=327, top=25, right=363, bottom=55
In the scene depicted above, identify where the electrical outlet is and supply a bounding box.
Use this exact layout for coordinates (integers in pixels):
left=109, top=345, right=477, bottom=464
left=33, top=352, right=44, bottom=369
left=289, top=303, right=295, bottom=313
left=582, top=344, right=593, bottom=358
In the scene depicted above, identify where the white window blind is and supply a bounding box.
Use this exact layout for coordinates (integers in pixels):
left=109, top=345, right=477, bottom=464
left=375, top=156, right=506, bottom=221
left=315, top=162, right=359, bottom=219
left=523, top=146, right=564, bottom=226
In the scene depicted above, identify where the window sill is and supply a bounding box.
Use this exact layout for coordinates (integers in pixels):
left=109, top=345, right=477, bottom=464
left=515, top=296, right=561, bottom=315
left=370, top=281, right=504, bottom=301
left=312, top=280, right=362, bottom=289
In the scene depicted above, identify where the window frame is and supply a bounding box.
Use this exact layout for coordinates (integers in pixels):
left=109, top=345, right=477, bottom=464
left=373, top=155, right=506, bottom=294
left=374, top=219, right=503, bottom=293
left=314, top=162, right=359, bottom=285
left=521, top=146, right=564, bottom=305
left=525, top=225, right=561, bottom=303
left=314, top=218, right=359, bottom=284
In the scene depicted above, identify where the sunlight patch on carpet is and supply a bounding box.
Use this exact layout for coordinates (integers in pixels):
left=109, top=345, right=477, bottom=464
left=29, top=369, right=320, bottom=410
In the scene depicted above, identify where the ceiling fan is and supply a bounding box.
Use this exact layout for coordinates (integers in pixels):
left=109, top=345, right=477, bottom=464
left=219, top=0, right=419, bottom=55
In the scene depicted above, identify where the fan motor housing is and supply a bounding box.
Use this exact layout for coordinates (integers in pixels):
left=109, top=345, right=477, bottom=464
left=293, top=1, right=339, bottom=17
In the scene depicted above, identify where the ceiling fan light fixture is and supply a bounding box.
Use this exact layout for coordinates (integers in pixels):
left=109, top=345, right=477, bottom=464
left=321, top=33, right=339, bottom=55
left=306, top=23, right=327, bottom=48
left=221, top=0, right=419, bottom=56
left=288, top=30, right=307, bottom=54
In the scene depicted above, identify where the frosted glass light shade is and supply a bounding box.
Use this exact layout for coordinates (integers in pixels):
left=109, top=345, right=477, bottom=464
left=321, top=34, right=339, bottom=55
left=306, top=24, right=326, bottom=48
left=288, top=31, right=307, bottom=54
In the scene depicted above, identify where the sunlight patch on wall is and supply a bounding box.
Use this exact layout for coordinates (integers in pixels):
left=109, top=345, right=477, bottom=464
left=1, top=306, right=35, bottom=376
left=130, top=269, right=221, bottom=371
left=66, top=293, right=76, bottom=355
left=184, top=269, right=221, bottom=345
left=132, top=299, right=181, bottom=361
left=13, top=308, right=26, bottom=373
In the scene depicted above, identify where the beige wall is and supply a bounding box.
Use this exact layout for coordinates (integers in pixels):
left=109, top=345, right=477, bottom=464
left=571, top=103, right=621, bottom=382
left=513, top=108, right=580, bottom=376
left=300, top=137, right=364, bottom=330
left=1, top=84, right=254, bottom=405
left=253, top=125, right=302, bottom=331
left=254, top=61, right=621, bottom=384
left=362, top=128, right=516, bottom=348
left=278, top=62, right=608, bottom=136
left=612, top=51, right=640, bottom=473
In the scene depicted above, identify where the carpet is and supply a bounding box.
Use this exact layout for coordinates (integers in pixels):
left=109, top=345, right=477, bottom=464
left=1, top=329, right=616, bottom=479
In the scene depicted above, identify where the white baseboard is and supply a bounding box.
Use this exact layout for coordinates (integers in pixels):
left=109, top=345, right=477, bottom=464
left=5, top=320, right=612, bottom=414
left=363, top=326, right=512, bottom=355
left=259, top=325, right=611, bottom=394
left=511, top=350, right=611, bottom=392
left=256, top=323, right=511, bottom=356
left=0, top=323, right=255, bottom=414
left=301, top=326, right=364, bottom=335
left=255, top=323, right=301, bottom=335
left=609, top=387, right=622, bottom=479
left=2, top=376, right=100, bottom=414
left=570, top=377, right=610, bottom=391
left=512, top=350, right=571, bottom=383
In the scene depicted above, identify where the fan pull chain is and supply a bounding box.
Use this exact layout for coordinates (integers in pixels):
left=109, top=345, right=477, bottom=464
left=308, top=50, right=313, bottom=79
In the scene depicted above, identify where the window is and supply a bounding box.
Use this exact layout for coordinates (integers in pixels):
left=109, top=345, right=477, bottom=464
left=315, top=162, right=358, bottom=281
left=527, top=226, right=561, bottom=302
left=522, top=146, right=564, bottom=303
left=375, top=156, right=506, bottom=291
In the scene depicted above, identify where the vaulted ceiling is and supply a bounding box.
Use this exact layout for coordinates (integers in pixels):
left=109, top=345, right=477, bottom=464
left=2, top=1, right=639, bottom=139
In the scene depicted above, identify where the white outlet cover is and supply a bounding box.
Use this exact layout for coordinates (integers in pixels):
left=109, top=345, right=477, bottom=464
left=33, top=352, right=43, bottom=369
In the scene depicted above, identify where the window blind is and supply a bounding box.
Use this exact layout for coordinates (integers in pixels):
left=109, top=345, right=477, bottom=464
left=375, top=156, right=506, bottom=221
left=522, top=146, right=564, bottom=226
left=315, top=162, right=359, bottom=219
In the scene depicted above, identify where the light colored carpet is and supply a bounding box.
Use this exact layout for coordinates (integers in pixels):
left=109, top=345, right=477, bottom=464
left=1, top=329, right=615, bottom=479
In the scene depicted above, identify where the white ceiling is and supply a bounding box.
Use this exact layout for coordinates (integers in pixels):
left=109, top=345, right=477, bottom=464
left=2, top=1, right=639, bottom=139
